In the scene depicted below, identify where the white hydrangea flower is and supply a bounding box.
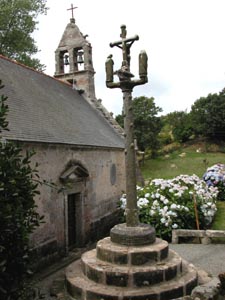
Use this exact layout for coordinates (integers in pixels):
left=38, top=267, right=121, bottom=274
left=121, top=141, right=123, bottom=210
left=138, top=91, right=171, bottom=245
left=167, top=210, right=177, bottom=217
left=163, top=198, right=169, bottom=205
left=172, top=223, right=178, bottom=229
left=153, top=200, right=159, bottom=206
left=149, top=209, right=155, bottom=216
left=160, top=217, right=166, bottom=224
left=137, top=197, right=149, bottom=207
left=170, top=203, right=177, bottom=210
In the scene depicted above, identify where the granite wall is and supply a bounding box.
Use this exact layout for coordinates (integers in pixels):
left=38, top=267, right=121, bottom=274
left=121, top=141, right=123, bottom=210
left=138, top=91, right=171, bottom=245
left=20, top=142, right=125, bottom=266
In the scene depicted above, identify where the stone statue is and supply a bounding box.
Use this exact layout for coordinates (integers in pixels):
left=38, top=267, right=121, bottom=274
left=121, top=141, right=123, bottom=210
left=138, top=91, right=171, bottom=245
left=114, top=62, right=134, bottom=81
left=105, top=54, right=114, bottom=82
left=120, top=24, right=127, bottom=39
left=139, top=50, right=148, bottom=78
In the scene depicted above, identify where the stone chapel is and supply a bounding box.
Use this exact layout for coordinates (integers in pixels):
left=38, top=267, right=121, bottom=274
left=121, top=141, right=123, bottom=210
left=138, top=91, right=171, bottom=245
left=0, top=15, right=125, bottom=266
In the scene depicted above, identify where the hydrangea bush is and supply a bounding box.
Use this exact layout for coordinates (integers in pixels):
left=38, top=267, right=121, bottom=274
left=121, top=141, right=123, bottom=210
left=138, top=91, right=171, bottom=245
left=120, top=174, right=218, bottom=241
left=203, top=163, right=225, bottom=201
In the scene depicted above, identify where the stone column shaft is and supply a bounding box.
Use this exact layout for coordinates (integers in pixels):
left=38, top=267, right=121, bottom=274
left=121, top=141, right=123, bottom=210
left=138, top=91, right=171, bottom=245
left=123, top=89, right=139, bottom=227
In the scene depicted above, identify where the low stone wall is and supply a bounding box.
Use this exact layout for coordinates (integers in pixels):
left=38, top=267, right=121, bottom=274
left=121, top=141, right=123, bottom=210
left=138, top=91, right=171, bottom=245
left=172, top=229, right=225, bottom=244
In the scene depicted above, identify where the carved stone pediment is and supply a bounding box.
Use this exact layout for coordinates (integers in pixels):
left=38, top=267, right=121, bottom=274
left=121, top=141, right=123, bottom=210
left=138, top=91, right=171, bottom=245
left=60, top=164, right=89, bottom=183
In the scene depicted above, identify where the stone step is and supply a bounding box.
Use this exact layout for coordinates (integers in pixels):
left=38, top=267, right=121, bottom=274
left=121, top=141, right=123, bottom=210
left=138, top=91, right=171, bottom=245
left=81, top=249, right=182, bottom=287
left=66, top=260, right=198, bottom=300
left=96, top=237, right=169, bottom=265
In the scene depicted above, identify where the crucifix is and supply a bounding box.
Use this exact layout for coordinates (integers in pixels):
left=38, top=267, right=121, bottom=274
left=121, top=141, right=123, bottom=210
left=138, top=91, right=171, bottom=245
left=109, top=25, right=138, bottom=73
left=106, top=25, right=148, bottom=228
left=67, top=3, right=77, bottom=19
left=107, top=26, right=155, bottom=246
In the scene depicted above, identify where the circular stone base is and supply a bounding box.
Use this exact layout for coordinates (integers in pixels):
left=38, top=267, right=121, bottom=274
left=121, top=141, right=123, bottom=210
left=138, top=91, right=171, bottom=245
left=110, top=223, right=156, bottom=246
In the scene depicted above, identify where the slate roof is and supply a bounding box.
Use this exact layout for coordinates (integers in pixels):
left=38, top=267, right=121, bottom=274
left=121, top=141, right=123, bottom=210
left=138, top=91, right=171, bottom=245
left=0, top=56, right=124, bottom=149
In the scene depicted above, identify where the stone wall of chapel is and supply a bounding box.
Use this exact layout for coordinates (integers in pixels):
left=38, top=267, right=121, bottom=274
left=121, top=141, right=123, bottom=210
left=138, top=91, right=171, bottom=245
left=20, top=142, right=125, bottom=256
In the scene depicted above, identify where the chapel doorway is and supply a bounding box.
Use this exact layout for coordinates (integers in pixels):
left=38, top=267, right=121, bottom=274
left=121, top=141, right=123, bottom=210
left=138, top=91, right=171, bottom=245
left=67, top=192, right=82, bottom=249
left=60, top=161, right=89, bottom=252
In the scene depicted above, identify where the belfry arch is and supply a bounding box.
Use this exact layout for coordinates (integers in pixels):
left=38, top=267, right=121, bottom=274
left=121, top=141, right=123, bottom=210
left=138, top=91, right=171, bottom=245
left=54, top=15, right=96, bottom=101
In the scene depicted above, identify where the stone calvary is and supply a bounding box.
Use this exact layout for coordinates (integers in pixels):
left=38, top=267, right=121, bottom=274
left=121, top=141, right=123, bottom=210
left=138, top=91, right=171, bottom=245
left=65, top=25, right=198, bottom=300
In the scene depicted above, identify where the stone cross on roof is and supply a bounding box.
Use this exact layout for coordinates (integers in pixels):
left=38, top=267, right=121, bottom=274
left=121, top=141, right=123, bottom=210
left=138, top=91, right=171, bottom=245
left=67, top=3, right=77, bottom=19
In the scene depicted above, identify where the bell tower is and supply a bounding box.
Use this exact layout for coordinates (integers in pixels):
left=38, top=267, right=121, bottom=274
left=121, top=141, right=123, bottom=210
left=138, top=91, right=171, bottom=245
left=54, top=5, right=96, bottom=101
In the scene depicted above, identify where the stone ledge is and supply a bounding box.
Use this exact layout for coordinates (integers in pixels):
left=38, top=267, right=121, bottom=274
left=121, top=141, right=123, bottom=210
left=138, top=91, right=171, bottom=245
left=172, top=229, right=225, bottom=244
left=110, top=223, right=156, bottom=246
left=81, top=249, right=183, bottom=287
left=66, top=259, right=198, bottom=300
left=96, top=237, right=168, bottom=265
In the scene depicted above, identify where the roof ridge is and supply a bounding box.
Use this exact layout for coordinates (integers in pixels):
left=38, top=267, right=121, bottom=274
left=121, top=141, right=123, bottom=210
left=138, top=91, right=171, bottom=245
left=0, top=54, right=72, bottom=88
left=93, top=98, right=124, bottom=138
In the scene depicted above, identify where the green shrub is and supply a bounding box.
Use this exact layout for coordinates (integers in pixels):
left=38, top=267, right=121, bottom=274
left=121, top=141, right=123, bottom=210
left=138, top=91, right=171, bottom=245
left=0, top=81, right=43, bottom=300
left=159, top=142, right=181, bottom=155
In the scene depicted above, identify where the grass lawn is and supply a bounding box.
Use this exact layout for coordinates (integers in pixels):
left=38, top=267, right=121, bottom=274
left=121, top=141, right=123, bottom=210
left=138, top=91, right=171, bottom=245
left=140, top=146, right=225, bottom=233
left=211, top=201, right=225, bottom=242
left=212, top=201, right=225, bottom=230
left=141, top=149, right=225, bottom=180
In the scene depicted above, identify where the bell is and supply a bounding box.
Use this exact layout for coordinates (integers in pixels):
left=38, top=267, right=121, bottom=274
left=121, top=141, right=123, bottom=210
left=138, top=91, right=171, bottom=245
left=64, top=54, right=69, bottom=65
left=77, top=51, right=84, bottom=64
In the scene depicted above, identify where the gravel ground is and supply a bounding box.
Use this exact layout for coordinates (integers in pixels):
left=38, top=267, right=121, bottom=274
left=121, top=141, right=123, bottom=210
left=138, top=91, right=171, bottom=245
left=170, top=243, right=225, bottom=276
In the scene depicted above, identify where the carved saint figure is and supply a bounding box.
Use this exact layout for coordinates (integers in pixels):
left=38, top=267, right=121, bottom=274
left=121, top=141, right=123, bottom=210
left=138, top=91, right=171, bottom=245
left=139, top=50, right=148, bottom=78
left=105, top=54, right=114, bottom=82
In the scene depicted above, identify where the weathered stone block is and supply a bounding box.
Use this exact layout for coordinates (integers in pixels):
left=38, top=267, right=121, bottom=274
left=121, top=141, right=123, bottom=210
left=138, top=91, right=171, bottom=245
left=206, top=230, right=225, bottom=238
left=86, top=291, right=117, bottom=300
left=113, top=252, right=128, bottom=265
left=160, top=286, right=184, bottom=300
left=165, top=264, right=179, bottom=281
left=123, top=294, right=158, bottom=300
left=84, top=265, right=103, bottom=284
left=186, top=276, right=198, bottom=295
left=172, top=229, right=206, bottom=244
left=66, top=279, right=82, bottom=299
left=106, top=271, right=128, bottom=287
left=201, top=236, right=211, bottom=245
left=131, top=251, right=157, bottom=265
left=133, top=269, right=164, bottom=287
left=97, top=245, right=128, bottom=265
left=160, top=245, right=169, bottom=260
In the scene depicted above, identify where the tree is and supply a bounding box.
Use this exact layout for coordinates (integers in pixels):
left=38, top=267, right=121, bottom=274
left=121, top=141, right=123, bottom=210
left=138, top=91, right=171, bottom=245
left=0, top=0, right=47, bottom=71
left=0, top=80, right=43, bottom=300
left=116, top=96, right=162, bottom=153
left=163, top=111, right=194, bottom=143
left=190, top=89, right=225, bottom=140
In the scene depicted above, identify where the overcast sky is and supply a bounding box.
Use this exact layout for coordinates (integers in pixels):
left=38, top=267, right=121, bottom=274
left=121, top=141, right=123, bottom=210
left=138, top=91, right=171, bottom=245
left=34, top=0, right=225, bottom=116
